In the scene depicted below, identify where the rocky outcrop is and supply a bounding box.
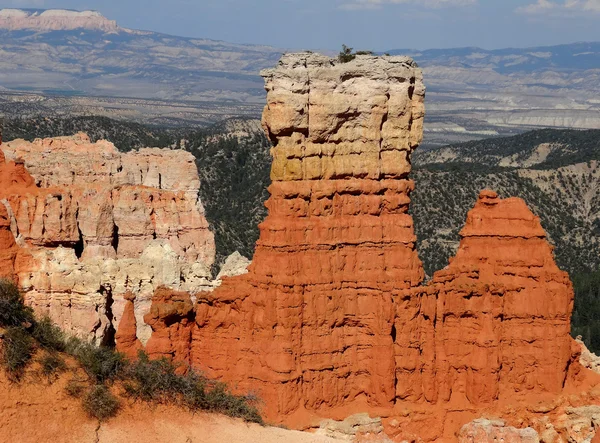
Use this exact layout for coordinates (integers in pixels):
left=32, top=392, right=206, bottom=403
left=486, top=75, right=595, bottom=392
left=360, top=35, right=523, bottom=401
left=577, top=337, right=600, bottom=374
left=0, top=133, right=215, bottom=344
left=394, top=190, right=574, bottom=406
left=190, top=53, right=426, bottom=420
left=160, top=53, right=589, bottom=439
left=114, top=292, right=143, bottom=359
left=459, top=419, right=539, bottom=443
left=0, top=148, right=36, bottom=281
left=143, top=287, right=195, bottom=367
left=2, top=52, right=598, bottom=442
left=2, top=133, right=213, bottom=264
left=215, top=251, right=251, bottom=281
left=316, top=414, right=388, bottom=441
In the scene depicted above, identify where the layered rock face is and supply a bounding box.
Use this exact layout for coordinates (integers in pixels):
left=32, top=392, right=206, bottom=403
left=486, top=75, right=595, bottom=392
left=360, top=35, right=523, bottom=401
left=0, top=149, right=34, bottom=281
left=190, top=53, right=427, bottom=418
left=0, top=53, right=590, bottom=441
left=165, top=53, right=582, bottom=437
left=394, top=190, right=574, bottom=406
left=0, top=133, right=215, bottom=344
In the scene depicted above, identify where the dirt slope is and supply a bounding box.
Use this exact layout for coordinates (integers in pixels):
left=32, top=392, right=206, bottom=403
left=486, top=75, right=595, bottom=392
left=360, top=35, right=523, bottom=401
left=0, top=370, right=337, bottom=443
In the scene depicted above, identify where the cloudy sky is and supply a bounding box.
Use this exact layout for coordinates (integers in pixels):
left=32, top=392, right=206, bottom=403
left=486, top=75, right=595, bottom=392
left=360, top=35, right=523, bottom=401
left=1, top=0, right=599, bottom=50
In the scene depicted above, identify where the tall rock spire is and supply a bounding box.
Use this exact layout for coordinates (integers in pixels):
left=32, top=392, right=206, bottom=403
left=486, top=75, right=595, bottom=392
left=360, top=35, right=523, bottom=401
left=191, top=53, right=427, bottom=420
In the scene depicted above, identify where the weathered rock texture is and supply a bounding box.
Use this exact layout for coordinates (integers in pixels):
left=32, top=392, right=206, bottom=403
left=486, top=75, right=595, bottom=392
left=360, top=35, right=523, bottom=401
left=154, top=53, right=589, bottom=440
left=0, top=133, right=215, bottom=344
left=577, top=336, right=600, bottom=374
left=2, top=53, right=598, bottom=442
left=394, top=190, right=574, bottom=406
left=458, top=419, right=540, bottom=443
left=190, top=53, right=426, bottom=420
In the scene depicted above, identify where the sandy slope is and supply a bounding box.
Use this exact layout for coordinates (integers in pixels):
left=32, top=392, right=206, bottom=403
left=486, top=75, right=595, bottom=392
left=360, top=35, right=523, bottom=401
left=0, top=369, right=336, bottom=443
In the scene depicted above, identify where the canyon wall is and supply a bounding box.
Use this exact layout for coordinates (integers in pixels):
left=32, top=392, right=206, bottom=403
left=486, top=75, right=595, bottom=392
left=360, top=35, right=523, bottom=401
left=0, top=133, right=215, bottom=344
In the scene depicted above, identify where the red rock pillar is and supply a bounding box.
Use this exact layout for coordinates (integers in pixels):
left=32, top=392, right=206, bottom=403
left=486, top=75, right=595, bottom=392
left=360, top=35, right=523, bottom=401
left=426, top=190, right=574, bottom=404
left=191, top=53, right=426, bottom=420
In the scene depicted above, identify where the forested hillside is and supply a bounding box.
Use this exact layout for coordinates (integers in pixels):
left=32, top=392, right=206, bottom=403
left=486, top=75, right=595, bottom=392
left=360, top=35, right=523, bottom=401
left=2, top=116, right=178, bottom=150
left=412, top=129, right=600, bottom=277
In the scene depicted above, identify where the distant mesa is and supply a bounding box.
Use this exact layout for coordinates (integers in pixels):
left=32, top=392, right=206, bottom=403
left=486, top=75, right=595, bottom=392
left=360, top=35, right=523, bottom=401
left=0, top=8, right=120, bottom=33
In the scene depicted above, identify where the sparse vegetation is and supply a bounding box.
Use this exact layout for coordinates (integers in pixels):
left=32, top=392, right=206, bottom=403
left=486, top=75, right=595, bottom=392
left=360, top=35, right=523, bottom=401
left=338, top=44, right=355, bottom=63
left=32, top=317, right=66, bottom=352
left=123, top=352, right=263, bottom=423
left=67, top=338, right=126, bottom=384
left=338, top=45, right=374, bottom=63
left=0, top=280, right=263, bottom=423
left=83, top=385, right=120, bottom=421
left=1, top=327, right=35, bottom=381
left=65, top=378, right=86, bottom=398
left=38, top=351, right=67, bottom=381
left=0, top=279, right=34, bottom=328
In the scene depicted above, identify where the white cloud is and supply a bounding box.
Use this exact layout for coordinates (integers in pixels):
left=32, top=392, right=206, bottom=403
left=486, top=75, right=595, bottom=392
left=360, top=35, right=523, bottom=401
left=340, top=0, right=477, bottom=11
left=516, top=0, right=600, bottom=15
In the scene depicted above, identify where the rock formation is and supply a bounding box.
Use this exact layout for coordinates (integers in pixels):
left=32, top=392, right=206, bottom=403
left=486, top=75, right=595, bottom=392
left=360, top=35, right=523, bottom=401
left=190, top=52, right=426, bottom=420
left=0, top=148, right=36, bottom=281
left=458, top=419, right=540, bottom=443
left=394, top=190, right=574, bottom=406
left=215, top=251, right=251, bottom=281
left=1, top=53, right=599, bottom=442
left=138, top=53, right=593, bottom=440
left=0, top=133, right=215, bottom=344
left=577, top=337, right=600, bottom=374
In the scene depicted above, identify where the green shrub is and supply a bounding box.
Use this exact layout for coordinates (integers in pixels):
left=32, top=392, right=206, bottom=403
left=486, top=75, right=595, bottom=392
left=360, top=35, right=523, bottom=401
left=67, top=338, right=125, bottom=383
left=82, top=385, right=120, bottom=421
left=38, top=351, right=67, bottom=381
left=65, top=378, right=86, bottom=398
left=32, top=317, right=66, bottom=352
left=122, top=352, right=183, bottom=402
left=1, top=326, right=35, bottom=380
left=123, top=351, right=262, bottom=424
left=338, top=44, right=356, bottom=63
left=205, top=382, right=263, bottom=424
left=0, top=279, right=34, bottom=327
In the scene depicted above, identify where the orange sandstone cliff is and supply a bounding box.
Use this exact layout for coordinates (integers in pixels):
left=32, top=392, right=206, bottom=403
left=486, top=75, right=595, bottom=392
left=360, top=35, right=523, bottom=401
left=190, top=53, right=426, bottom=421
left=1, top=53, right=599, bottom=442
left=0, top=133, right=216, bottom=345
left=114, top=53, right=598, bottom=441
left=126, top=53, right=599, bottom=441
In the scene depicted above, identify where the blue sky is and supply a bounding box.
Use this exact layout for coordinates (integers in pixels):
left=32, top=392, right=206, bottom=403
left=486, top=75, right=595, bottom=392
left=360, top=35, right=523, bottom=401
left=1, top=0, right=599, bottom=50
